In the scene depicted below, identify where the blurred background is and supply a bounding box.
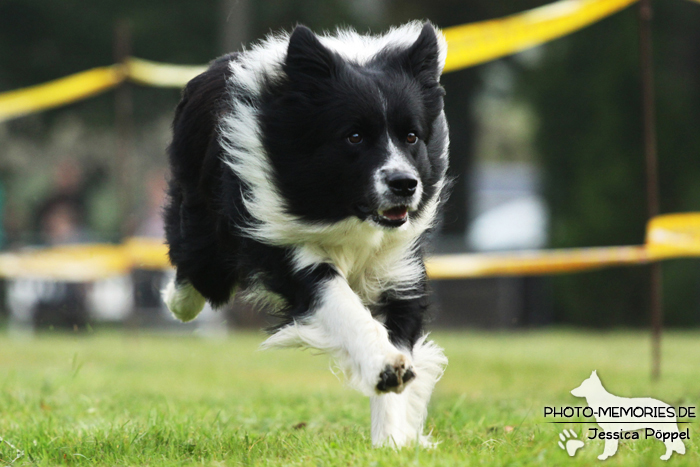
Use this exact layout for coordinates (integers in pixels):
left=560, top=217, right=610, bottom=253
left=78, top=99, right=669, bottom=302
left=1, top=0, right=699, bottom=333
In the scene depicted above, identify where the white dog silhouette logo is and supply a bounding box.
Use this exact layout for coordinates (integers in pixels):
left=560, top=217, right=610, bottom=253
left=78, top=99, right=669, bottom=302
left=571, top=370, right=686, bottom=461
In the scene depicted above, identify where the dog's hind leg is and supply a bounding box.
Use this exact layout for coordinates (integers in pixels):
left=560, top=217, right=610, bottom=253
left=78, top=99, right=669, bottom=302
left=370, top=335, right=447, bottom=447
left=163, top=277, right=206, bottom=322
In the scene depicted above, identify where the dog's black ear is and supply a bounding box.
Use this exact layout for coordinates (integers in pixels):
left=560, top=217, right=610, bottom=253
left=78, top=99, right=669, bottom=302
left=403, top=23, right=442, bottom=87
left=285, top=25, right=336, bottom=81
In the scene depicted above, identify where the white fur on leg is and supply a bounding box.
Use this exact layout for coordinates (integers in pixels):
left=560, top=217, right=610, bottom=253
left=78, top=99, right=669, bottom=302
left=261, top=276, right=413, bottom=396
left=371, top=335, right=447, bottom=448
left=162, top=279, right=206, bottom=322
left=371, top=392, right=413, bottom=447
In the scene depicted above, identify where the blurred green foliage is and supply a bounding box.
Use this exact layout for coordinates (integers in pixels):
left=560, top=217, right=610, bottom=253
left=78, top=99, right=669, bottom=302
left=1, top=1, right=698, bottom=326
left=521, top=3, right=700, bottom=326
left=0, top=0, right=548, bottom=238
left=0, top=0, right=220, bottom=126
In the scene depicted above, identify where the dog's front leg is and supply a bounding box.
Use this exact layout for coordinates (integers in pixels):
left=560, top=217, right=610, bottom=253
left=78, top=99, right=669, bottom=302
left=263, top=274, right=414, bottom=397
left=368, top=283, right=447, bottom=448
left=370, top=335, right=446, bottom=448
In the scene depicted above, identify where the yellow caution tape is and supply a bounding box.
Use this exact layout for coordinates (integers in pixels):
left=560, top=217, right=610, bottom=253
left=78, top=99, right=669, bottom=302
left=0, top=244, right=131, bottom=281
left=122, top=236, right=169, bottom=269
left=0, top=59, right=206, bottom=122
left=443, top=0, right=637, bottom=72
left=0, top=241, right=169, bottom=281
left=0, top=0, right=643, bottom=121
left=646, top=212, right=700, bottom=259
left=126, top=57, right=206, bottom=88
left=426, top=246, right=649, bottom=279
left=6, top=0, right=700, bottom=119
left=0, top=213, right=698, bottom=281
left=0, top=239, right=170, bottom=280
left=0, top=65, right=124, bottom=122
left=427, top=213, right=700, bottom=279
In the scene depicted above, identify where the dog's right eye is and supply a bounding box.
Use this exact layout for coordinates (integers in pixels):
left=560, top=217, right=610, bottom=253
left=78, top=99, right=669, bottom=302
left=347, top=133, right=363, bottom=144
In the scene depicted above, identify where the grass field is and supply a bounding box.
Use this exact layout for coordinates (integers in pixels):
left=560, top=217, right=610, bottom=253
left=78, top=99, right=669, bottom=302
left=0, top=329, right=698, bottom=466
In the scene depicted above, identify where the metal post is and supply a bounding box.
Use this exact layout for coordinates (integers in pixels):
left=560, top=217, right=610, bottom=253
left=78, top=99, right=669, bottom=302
left=638, top=0, right=662, bottom=380
left=114, top=20, right=134, bottom=240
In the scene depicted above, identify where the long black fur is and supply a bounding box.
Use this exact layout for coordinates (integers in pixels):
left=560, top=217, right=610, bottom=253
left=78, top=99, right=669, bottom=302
left=164, top=24, right=448, bottom=350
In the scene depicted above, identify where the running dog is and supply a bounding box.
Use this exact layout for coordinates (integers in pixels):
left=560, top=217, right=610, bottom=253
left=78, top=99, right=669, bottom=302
left=163, top=22, right=450, bottom=447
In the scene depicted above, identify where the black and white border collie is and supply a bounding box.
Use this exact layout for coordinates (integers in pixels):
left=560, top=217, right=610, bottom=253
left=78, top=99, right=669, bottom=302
left=163, top=21, right=450, bottom=448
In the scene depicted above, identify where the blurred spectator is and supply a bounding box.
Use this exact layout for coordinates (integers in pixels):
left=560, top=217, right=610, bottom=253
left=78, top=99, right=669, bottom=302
left=135, top=169, right=167, bottom=238
left=38, top=200, right=88, bottom=245
left=0, top=178, right=5, bottom=249
left=130, top=168, right=170, bottom=325
left=33, top=159, right=101, bottom=245
left=11, top=158, right=106, bottom=330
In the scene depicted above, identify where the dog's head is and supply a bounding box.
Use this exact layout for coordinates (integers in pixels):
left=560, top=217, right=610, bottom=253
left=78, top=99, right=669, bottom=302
left=259, top=23, right=449, bottom=229
left=571, top=370, right=602, bottom=398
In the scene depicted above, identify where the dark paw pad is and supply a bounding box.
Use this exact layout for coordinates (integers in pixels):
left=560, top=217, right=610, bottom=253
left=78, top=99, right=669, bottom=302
left=377, top=366, right=400, bottom=392
left=376, top=362, right=415, bottom=393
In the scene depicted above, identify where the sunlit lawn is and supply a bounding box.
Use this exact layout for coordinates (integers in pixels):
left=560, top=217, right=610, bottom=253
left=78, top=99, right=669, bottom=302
left=1, top=329, right=698, bottom=465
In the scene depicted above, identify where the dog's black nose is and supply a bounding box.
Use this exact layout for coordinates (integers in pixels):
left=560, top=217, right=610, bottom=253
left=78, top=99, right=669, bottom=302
left=386, top=173, right=418, bottom=197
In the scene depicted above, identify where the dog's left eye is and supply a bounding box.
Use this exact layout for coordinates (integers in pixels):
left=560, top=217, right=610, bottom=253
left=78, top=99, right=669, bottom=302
left=406, top=132, right=418, bottom=144
left=347, top=133, right=363, bottom=144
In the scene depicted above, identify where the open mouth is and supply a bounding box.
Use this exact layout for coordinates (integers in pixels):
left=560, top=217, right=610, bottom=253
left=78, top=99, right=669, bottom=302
left=375, top=206, right=409, bottom=227
left=355, top=203, right=411, bottom=227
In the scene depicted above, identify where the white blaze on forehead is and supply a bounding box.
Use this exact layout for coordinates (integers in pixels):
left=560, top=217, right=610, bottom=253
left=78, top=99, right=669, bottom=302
left=373, top=138, right=423, bottom=207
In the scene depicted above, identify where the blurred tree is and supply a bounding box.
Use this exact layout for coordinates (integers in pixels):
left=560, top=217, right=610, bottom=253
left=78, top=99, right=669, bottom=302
left=0, top=0, right=220, bottom=127
left=0, top=0, right=547, bottom=244
left=8, top=0, right=698, bottom=328
left=521, top=3, right=700, bottom=326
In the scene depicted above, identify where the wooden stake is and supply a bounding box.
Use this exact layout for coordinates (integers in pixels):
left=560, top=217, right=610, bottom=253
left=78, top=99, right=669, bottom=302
left=114, top=20, right=134, bottom=240
left=638, top=0, right=662, bottom=380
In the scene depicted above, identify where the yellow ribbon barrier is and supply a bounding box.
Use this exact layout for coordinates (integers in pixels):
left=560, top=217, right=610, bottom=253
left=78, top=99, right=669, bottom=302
left=5, top=0, right=700, bottom=120
left=0, top=65, right=124, bottom=122
left=122, top=236, right=170, bottom=269
left=0, top=60, right=204, bottom=122
left=426, top=212, right=700, bottom=279
left=645, top=212, right=700, bottom=259
left=0, top=0, right=644, bottom=122
left=0, top=244, right=132, bottom=281
left=0, top=213, right=698, bottom=281
left=0, top=238, right=168, bottom=281
left=442, top=0, right=637, bottom=72
left=126, top=57, right=206, bottom=88
left=425, top=245, right=649, bottom=279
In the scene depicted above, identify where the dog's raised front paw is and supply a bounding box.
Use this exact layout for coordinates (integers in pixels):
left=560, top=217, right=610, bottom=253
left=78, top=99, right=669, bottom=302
left=376, top=354, right=415, bottom=394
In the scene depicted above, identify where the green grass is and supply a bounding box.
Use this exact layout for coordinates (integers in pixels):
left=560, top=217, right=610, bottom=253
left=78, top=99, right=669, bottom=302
left=0, top=329, right=698, bottom=466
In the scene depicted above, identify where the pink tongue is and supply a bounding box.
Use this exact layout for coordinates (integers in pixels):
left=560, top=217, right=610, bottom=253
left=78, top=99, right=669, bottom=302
left=383, top=207, right=408, bottom=220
